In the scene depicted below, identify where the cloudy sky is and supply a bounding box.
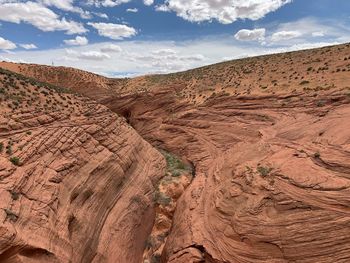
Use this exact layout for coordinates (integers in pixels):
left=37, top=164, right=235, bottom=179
left=0, top=0, right=349, bottom=77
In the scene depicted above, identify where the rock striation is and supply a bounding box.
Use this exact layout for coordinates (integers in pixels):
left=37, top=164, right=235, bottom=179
left=1, top=43, right=350, bottom=262
left=0, top=69, right=164, bottom=262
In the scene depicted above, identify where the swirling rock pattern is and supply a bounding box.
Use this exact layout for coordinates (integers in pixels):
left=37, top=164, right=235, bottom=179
left=106, top=87, right=350, bottom=263
left=0, top=70, right=164, bottom=262
left=1, top=43, right=350, bottom=262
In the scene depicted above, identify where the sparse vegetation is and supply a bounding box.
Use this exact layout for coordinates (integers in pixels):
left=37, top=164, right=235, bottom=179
left=314, top=152, right=321, bottom=158
left=10, top=156, right=21, bottom=166
left=161, top=150, right=191, bottom=177
left=299, top=80, right=310, bottom=85
left=316, top=100, right=325, bottom=107
left=4, top=208, right=18, bottom=222
left=9, top=190, right=20, bottom=200
left=257, top=166, right=272, bottom=177
left=155, top=192, right=171, bottom=206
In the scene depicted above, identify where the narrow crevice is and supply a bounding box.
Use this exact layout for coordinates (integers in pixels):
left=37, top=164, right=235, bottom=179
left=142, top=149, right=195, bottom=263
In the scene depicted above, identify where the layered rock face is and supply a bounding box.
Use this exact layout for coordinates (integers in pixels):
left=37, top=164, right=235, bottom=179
left=1, top=43, right=350, bottom=263
left=0, top=69, right=164, bottom=262
left=105, top=86, right=350, bottom=263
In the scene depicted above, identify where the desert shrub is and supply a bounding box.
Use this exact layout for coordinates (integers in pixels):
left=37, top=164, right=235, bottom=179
left=299, top=80, right=310, bottom=85
left=316, top=100, right=325, bottom=107
left=0, top=142, right=3, bottom=152
left=155, top=192, right=171, bottom=206
left=257, top=166, right=272, bottom=177
left=6, top=145, right=12, bottom=155
left=10, top=156, right=21, bottom=166
left=314, top=152, right=321, bottom=158
left=160, top=150, right=192, bottom=178
left=9, top=190, right=20, bottom=200
left=4, top=208, right=18, bottom=222
left=151, top=254, right=161, bottom=263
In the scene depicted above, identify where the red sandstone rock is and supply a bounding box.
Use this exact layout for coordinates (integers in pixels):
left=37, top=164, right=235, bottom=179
left=1, top=43, right=350, bottom=262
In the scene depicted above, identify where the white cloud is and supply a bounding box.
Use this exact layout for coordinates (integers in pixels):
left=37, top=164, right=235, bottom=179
left=0, top=1, right=87, bottom=34
left=64, top=36, right=89, bottom=46
left=40, top=0, right=91, bottom=18
left=20, top=43, right=37, bottom=50
left=0, top=37, right=16, bottom=50
left=151, top=49, right=177, bottom=56
left=88, top=22, right=137, bottom=40
left=126, top=8, right=138, bottom=13
left=156, top=0, right=292, bottom=24
left=77, top=51, right=110, bottom=61
left=312, top=31, right=325, bottom=37
left=155, top=4, right=170, bottom=12
left=100, top=44, right=122, bottom=53
left=93, top=12, right=109, bottom=19
left=267, top=18, right=340, bottom=44
left=1, top=17, right=350, bottom=76
left=143, top=0, right=154, bottom=6
left=235, top=28, right=266, bottom=41
left=271, top=30, right=302, bottom=42
left=87, top=0, right=131, bottom=7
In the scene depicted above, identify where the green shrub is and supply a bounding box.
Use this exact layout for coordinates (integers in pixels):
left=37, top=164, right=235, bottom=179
left=6, top=145, right=12, bottom=155
left=316, top=100, right=325, bottom=107
left=4, top=208, right=18, bottom=222
left=155, top=192, right=171, bottom=206
left=257, top=166, right=272, bottom=177
left=10, top=156, right=21, bottom=166
left=299, top=80, right=310, bottom=85
left=9, top=190, right=20, bottom=200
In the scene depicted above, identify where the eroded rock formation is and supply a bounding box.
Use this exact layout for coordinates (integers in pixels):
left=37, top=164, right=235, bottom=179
left=1, top=43, right=350, bottom=262
left=0, top=69, right=164, bottom=262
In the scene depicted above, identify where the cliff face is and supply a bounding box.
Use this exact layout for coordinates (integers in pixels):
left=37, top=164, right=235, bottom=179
left=0, top=69, right=164, bottom=262
left=1, top=43, right=350, bottom=263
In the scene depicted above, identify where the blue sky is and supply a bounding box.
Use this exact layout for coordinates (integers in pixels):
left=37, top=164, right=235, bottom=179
left=0, top=0, right=350, bottom=76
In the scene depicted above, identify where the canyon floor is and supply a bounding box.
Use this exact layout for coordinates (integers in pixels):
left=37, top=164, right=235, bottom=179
left=0, top=43, right=350, bottom=263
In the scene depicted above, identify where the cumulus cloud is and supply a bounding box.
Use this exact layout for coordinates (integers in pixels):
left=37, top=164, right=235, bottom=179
left=40, top=0, right=91, bottom=18
left=64, top=36, right=89, bottom=46
left=271, top=30, right=302, bottom=42
left=100, top=44, right=122, bottom=53
left=0, top=1, right=87, bottom=34
left=156, top=0, right=292, bottom=24
left=20, top=43, right=37, bottom=50
left=269, top=18, right=337, bottom=43
left=143, top=0, right=154, bottom=6
left=77, top=51, right=110, bottom=61
left=126, top=8, right=138, bottom=13
left=0, top=37, right=16, bottom=50
left=88, top=22, right=137, bottom=40
left=234, top=28, right=266, bottom=41
left=87, top=0, right=131, bottom=7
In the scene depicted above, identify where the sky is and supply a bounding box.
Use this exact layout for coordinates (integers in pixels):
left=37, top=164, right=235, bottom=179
left=0, top=0, right=350, bottom=77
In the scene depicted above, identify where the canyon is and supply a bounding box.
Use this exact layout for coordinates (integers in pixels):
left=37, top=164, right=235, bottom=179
left=0, top=43, right=350, bottom=262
